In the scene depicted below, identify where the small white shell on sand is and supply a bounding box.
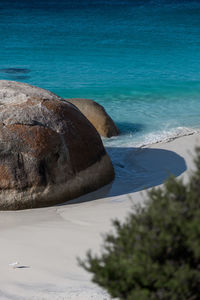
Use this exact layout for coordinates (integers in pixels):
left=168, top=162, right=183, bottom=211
left=9, top=262, right=19, bottom=268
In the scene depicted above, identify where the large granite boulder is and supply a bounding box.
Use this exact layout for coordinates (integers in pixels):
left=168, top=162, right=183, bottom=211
left=66, top=98, right=119, bottom=138
left=0, top=80, right=114, bottom=210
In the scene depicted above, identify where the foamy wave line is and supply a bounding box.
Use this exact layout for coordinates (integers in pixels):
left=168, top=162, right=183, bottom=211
left=139, top=127, right=200, bottom=148
left=103, top=126, right=200, bottom=149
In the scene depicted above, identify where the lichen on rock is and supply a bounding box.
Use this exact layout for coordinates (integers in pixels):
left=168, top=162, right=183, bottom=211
left=0, top=80, right=114, bottom=210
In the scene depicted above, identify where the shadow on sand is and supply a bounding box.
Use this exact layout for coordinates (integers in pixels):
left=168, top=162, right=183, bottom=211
left=62, top=146, right=187, bottom=206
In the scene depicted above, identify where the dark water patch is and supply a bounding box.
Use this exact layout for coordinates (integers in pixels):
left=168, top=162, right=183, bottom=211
left=0, top=68, right=31, bottom=81
left=0, top=68, right=31, bottom=75
left=8, top=75, right=31, bottom=80
left=117, top=122, right=146, bottom=134
left=0, top=0, right=153, bottom=10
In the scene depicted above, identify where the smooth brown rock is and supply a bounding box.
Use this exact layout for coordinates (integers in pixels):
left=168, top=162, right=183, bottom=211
left=65, top=98, right=119, bottom=138
left=0, top=80, right=114, bottom=210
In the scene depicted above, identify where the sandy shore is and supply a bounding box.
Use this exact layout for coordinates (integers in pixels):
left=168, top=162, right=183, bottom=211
left=0, top=133, right=200, bottom=300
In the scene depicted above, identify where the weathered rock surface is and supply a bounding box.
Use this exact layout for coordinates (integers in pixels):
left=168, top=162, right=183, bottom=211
left=0, top=80, right=114, bottom=210
left=66, top=98, right=119, bottom=138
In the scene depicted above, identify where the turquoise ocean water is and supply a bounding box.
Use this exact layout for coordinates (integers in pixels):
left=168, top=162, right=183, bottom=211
left=0, top=0, right=200, bottom=149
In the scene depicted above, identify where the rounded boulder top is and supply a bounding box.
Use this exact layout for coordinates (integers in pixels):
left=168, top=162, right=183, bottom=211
left=66, top=98, right=119, bottom=138
left=0, top=80, right=114, bottom=210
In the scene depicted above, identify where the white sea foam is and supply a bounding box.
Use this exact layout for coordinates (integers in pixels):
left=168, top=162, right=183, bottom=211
left=138, top=127, right=200, bottom=148
left=104, top=126, right=200, bottom=149
left=104, top=127, right=199, bottom=190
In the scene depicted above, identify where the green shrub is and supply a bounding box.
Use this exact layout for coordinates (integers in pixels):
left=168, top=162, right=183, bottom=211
left=79, top=148, right=200, bottom=300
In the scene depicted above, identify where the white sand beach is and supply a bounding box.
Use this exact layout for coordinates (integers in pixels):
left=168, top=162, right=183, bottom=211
left=0, top=133, right=200, bottom=300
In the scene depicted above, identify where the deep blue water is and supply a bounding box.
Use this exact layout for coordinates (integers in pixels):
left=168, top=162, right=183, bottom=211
left=1, top=0, right=200, bottom=147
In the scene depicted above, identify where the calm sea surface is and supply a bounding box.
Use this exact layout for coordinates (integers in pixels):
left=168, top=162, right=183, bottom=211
left=0, top=0, right=200, bottom=148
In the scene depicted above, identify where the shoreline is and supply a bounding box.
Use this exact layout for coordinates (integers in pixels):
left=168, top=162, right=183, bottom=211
left=104, top=125, right=200, bottom=151
left=141, top=128, right=200, bottom=148
left=0, top=133, right=200, bottom=299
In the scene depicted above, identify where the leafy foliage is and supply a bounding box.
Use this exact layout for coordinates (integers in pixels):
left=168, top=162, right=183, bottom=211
left=79, top=148, right=200, bottom=300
